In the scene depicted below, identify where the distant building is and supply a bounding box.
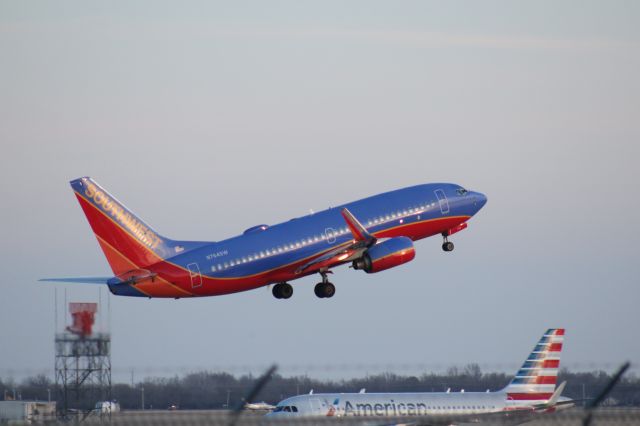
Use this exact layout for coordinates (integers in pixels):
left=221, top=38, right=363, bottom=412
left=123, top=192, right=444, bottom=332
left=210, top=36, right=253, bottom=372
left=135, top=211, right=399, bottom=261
left=94, top=400, right=120, bottom=414
left=0, top=400, right=56, bottom=423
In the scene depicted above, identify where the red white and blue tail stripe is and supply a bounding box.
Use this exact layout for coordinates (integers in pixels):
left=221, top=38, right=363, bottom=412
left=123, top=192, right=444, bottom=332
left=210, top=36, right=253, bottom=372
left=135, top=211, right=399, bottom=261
left=504, top=328, right=564, bottom=402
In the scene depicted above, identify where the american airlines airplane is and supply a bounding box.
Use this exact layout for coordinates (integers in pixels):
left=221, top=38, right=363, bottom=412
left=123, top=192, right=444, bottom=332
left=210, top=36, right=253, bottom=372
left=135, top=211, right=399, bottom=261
left=42, top=177, right=486, bottom=299
left=266, top=329, right=573, bottom=424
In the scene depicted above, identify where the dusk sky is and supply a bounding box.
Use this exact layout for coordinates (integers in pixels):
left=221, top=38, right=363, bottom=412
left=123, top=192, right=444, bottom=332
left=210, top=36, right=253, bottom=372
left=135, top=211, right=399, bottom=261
left=1, top=1, right=638, bottom=381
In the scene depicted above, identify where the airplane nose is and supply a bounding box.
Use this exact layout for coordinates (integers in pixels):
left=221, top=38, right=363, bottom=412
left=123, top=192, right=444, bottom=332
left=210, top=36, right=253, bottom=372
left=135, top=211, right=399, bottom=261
left=475, top=192, right=487, bottom=209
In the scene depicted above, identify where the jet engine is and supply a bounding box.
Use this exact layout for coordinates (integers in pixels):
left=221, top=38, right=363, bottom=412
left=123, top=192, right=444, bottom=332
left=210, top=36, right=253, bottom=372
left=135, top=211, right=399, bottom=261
left=352, top=236, right=415, bottom=273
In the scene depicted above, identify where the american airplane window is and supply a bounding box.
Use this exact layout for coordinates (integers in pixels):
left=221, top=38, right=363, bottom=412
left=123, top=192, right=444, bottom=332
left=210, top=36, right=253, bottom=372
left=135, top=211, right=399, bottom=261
left=284, top=406, right=291, bottom=412
left=457, top=188, right=468, bottom=195
left=292, top=406, right=298, bottom=412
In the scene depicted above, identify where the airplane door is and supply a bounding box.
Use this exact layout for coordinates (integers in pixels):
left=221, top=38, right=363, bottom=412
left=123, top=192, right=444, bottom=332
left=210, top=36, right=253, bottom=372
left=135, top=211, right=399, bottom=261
left=309, top=398, right=323, bottom=414
left=434, top=189, right=450, bottom=215
left=187, top=262, right=203, bottom=288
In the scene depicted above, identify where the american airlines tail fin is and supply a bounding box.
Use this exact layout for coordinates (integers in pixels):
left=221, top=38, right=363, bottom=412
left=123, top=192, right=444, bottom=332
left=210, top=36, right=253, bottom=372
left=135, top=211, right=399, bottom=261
left=69, top=177, right=205, bottom=275
left=503, top=328, right=565, bottom=403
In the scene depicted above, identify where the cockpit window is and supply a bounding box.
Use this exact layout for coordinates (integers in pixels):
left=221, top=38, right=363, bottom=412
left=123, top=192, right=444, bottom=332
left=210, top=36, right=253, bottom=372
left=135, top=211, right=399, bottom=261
left=292, top=406, right=298, bottom=412
left=284, top=406, right=291, bottom=412
left=456, top=188, right=468, bottom=195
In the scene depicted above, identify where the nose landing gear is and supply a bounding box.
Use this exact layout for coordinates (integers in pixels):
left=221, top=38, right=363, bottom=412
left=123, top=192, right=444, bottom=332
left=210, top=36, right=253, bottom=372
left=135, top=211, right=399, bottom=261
left=442, top=235, right=455, bottom=252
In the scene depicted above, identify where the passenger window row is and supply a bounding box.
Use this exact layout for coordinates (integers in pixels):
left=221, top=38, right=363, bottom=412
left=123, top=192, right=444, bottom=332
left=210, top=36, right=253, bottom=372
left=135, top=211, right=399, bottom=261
left=211, top=201, right=437, bottom=272
left=273, top=405, right=298, bottom=412
left=211, top=227, right=350, bottom=272
left=364, top=201, right=436, bottom=227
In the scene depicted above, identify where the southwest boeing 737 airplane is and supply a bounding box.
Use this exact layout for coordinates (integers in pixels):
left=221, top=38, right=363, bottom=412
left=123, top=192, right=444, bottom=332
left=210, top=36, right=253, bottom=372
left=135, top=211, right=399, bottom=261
left=266, top=329, right=573, bottom=425
left=42, top=177, right=487, bottom=299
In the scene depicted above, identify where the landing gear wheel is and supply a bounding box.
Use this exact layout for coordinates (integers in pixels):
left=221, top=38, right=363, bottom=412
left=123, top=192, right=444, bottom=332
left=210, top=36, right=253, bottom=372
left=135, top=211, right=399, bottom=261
left=314, top=282, right=335, bottom=298
left=442, top=241, right=454, bottom=252
left=323, top=282, right=335, bottom=298
left=272, top=283, right=293, bottom=299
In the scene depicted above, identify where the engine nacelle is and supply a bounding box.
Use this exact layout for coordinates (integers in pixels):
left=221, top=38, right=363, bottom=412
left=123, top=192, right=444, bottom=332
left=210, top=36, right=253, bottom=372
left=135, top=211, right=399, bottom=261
left=352, top=237, right=415, bottom=273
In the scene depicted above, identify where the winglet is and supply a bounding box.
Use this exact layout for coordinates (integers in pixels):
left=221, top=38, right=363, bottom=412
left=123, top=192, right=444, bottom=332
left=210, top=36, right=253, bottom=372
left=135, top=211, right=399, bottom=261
left=341, top=208, right=373, bottom=242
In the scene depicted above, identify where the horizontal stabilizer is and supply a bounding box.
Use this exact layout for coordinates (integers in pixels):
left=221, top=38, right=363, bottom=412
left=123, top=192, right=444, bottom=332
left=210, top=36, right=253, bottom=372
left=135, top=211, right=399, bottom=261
left=39, top=277, right=111, bottom=284
left=547, top=381, right=567, bottom=406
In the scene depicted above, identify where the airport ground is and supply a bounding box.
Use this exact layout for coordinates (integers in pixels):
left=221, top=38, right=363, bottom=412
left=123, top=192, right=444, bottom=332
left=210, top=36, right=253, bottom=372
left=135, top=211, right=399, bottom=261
left=73, top=408, right=640, bottom=426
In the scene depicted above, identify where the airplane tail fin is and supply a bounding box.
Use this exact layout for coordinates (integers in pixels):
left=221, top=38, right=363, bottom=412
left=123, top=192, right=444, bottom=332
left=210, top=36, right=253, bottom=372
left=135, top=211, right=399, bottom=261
left=503, top=328, right=565, bottom=403
left=70, top=177, right=202, bottom=275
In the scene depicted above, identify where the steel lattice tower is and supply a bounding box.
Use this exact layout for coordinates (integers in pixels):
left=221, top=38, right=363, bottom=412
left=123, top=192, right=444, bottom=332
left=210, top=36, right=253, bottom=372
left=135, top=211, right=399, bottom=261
left=55, top=303, right=111, bottom=416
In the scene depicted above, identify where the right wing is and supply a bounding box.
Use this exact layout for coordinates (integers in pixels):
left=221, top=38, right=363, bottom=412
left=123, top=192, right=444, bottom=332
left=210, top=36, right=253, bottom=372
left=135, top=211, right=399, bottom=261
left=296, top=208, right=375, bottom=274
left=341, top=207, right=374, bottom=242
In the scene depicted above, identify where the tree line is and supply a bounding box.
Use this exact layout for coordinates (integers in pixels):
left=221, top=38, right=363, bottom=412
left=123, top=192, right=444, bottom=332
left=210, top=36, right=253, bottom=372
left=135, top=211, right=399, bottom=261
left=2, top=365, right=639, bottom=411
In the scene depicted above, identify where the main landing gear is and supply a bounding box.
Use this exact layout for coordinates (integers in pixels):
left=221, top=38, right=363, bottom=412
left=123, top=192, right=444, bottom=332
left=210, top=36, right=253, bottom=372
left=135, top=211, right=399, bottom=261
left=314, top=271, right=335, bottom=299
left=442, top=235, right=455, bottom=252
left=272, top=282, right=293, bottom=299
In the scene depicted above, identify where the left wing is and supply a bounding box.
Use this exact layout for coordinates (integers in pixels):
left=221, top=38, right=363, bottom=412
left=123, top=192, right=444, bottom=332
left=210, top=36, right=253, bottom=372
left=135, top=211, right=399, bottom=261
left=296, top=208, right=375, bottom=274
left=39, top=277, right=111, bottom=284
left=40, top=269, right=157, bottom=286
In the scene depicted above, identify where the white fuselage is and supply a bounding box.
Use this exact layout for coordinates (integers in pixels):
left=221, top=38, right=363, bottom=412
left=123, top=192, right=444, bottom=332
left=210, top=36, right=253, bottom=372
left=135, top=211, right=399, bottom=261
left=268, top=391, right=519, bottom=418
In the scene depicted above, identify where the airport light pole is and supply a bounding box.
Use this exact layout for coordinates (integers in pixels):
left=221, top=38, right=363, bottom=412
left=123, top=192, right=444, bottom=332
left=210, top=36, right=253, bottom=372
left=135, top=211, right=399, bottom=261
left=141, top=387, right=145, bottom=410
